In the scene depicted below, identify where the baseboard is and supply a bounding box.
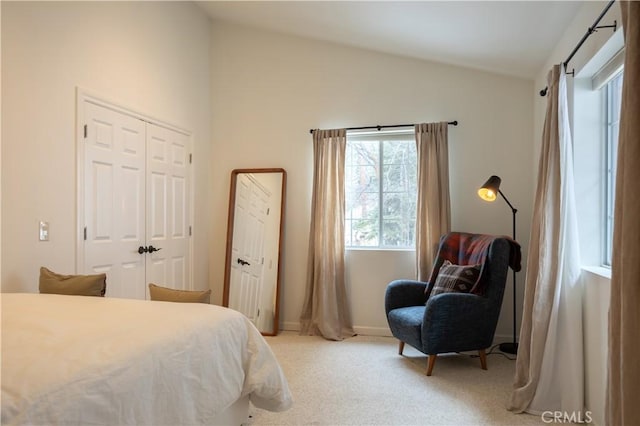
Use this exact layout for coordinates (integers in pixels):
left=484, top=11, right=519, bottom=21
left=353, top=326, right=392, bottom=337
left=284, top=322, right=514, bottom=344
left=282, top=321, right=301, bottom=332
left=281, top=321, right=392, bottom=337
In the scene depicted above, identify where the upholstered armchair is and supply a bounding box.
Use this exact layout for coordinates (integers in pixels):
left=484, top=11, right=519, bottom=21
left=385, top=232, right=519, bottom=376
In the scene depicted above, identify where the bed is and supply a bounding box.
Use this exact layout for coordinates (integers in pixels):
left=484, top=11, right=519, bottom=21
left=1, top=293, right=293, bottom=425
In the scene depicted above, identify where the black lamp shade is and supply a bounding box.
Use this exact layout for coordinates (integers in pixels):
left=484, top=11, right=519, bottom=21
left=478, top=175, right=502, bottom=202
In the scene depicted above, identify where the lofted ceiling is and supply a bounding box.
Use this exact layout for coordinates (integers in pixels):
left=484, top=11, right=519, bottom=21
left=197, top=1, right=583, bottom=80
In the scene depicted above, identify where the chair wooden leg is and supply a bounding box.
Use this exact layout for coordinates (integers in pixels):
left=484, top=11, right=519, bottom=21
left=478, top=349, right=488, bottom=370
left=398, top=341, right=405, bottom=355
left=426, top=354, right=437, bottom=376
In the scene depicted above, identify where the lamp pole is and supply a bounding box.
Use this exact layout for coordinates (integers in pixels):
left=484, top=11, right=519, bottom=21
left=498, top=189, right=518, bottom=355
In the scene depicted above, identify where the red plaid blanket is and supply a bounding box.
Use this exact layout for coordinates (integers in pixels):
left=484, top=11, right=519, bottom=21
left=427, top=232, right=522, bottom=295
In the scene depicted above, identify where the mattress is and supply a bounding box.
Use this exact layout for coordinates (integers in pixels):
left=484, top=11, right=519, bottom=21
left=1, top=293, right=292, bottom=425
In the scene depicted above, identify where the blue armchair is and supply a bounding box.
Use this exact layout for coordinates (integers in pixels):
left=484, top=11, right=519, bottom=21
left=385, top=232, right=515, bottom=376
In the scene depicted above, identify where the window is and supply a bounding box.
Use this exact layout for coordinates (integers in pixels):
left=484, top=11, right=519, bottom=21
left=603, top=70, right=623, bottom=266
left=573, top=34, right=622, bottom=270
left=345, top=130, right=416, bottom=248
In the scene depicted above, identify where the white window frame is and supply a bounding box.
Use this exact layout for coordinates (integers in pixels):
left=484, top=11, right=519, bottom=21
left=602, top=70, right=623, bottom=267
left=572, top=29, right=622, bottom=276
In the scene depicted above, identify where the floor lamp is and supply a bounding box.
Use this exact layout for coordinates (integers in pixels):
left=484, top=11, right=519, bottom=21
left=478, top=175, right=519, bottom=355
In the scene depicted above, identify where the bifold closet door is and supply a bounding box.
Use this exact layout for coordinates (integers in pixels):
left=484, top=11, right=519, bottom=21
left=83, top=101, right=147, bottom=299
left=82, top=100, right=191, bottom=299
left=145, top=123, right=191, bottom=292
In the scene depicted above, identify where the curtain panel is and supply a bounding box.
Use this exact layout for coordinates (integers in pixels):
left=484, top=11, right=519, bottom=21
left=606, top=2, right=640, bottom=424
left=300, top=129, right=355, bottom=341
left=415, top=122, right=451, bottom=282
left=509, top=65, right=584, bottom=415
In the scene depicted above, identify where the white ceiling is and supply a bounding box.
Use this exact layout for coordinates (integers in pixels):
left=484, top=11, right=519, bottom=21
left=197, top=1, right=582, bottom=79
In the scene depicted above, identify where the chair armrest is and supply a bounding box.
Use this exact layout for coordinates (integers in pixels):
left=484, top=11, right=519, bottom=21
left=422, top=293, right=496, bottom=352
left=384, top=279, right=428, bottom=315
left=425, top=293, right=491, bottom=326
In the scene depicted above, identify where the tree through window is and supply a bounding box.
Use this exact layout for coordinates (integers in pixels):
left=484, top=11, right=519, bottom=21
left=345, top=130, right=416, bottom=248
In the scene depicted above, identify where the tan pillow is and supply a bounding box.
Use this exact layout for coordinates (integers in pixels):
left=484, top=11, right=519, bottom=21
left=148, top=283, right=211, bottom=304
left=430, top=260, right=481, bottom=297
left=39, top=267, right=107, bottom=297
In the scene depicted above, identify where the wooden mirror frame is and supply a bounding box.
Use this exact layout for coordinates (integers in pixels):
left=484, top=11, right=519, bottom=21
left=222, top=168, right=286, bottom=336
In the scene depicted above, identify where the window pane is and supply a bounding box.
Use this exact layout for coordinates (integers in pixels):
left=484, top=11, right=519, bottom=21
left=382, top=141, right=416, bottom=192
left=382, top=140, right=416, bottom=247
left=604, top=70, right=623, bottom=266
left=382, top=193, right=415, bottom=247
left=349, top=218, right=379, bottom=246
left=345, top=133, right=416, bottom=249
left=345, top=139, right=379, bottom=247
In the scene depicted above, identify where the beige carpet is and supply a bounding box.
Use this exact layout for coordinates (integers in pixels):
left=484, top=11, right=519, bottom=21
left=249, top=332, right=544, bottom=426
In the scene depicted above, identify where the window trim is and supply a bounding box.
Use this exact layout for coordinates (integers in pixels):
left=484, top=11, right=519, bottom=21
left=592, top=47, right=624, bottom=90
left=602, top=70, right=623, bottom=267
left=572, top=26, right=623, bottom=271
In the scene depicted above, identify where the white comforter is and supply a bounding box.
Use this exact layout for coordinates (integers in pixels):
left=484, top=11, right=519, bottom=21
left=1, top=293, right=292, bottom=425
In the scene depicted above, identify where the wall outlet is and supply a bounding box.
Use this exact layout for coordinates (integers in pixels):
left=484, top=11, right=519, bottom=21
left=39, top=221, right=49, bottom=241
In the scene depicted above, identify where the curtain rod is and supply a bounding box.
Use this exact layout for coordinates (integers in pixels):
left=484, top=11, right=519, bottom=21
left=309, top=120, right=458, bottom=134
left=539, top=0, right=617, bottom=96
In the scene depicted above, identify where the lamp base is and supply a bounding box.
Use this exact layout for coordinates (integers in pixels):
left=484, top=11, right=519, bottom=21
left=499, top=342, right=518, bottom=355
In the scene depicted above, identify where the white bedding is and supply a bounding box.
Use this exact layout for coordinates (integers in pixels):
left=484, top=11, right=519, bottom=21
left=1, top=293, right=292, bottom=425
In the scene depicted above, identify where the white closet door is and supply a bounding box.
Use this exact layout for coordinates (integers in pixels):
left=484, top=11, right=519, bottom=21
left=145, top=123, right=191, bottom=291
left=83, top=101, right=146, bottom=299
left=82, top=99, right=191, bottom=299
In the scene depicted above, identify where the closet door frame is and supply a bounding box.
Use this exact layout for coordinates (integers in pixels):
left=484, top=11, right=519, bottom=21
left=75, top=87, right=194, bottom=295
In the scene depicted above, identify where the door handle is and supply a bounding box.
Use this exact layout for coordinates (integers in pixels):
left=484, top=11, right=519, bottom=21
left=237, top=258, right=250, bottom=266
left=138, top=245, right=162, bottom=254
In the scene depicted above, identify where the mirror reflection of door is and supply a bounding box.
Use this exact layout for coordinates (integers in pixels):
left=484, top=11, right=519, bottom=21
left=229, top=173, right=267, bottom=324
left=224, top=169, right=285, bottom=336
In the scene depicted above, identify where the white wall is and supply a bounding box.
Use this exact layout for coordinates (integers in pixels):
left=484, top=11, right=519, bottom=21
left=209, top=21, right=534, bottom=338
left=1, top=2, right=212, bottom=292
left=582, top=269, right=610, bottom=426
left=532, top=2, right=621, bottom=424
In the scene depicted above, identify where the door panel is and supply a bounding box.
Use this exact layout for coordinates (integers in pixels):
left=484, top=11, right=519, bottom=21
left=121, top=167, right=142, bottom=239
left=92, top=162, right=114, bottom=239
left=146, top=123, right=190, bottom=291
left=83, top=101, right=146, bottom=299
left=149, top=172, right=167, bottom=239
left=172, top=177, right=186, bottom=237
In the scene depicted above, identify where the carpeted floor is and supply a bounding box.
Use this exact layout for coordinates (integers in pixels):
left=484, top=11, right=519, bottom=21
left=248, top=332, right=545, bottom=426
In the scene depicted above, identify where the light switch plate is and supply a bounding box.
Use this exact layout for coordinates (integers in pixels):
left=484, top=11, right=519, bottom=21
left=39, top=221, right=49, bottom=241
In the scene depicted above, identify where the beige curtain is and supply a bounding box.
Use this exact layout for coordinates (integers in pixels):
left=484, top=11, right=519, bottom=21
left=415, top=122, right=451, bottom=281
left=509, top=65, right=583, bottom=414
left=606, top=2, right=640, bottom=424
left=300, top=129, right=355, bottom=341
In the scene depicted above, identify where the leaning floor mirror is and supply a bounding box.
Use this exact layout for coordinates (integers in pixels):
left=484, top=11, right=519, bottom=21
left=223, top=168, right=286, bottom=336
